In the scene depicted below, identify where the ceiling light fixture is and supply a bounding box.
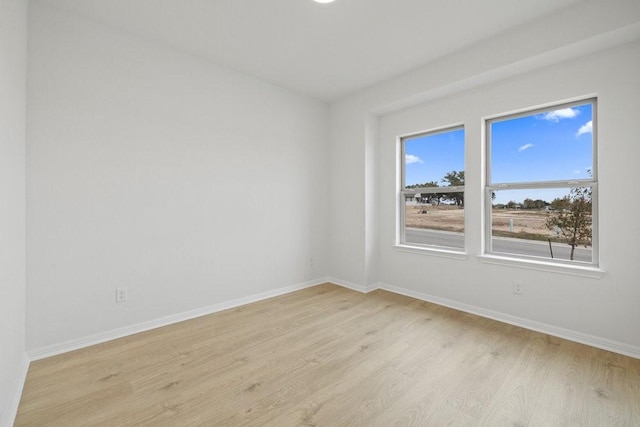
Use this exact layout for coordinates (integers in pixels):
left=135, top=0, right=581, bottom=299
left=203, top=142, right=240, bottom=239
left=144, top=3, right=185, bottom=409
left=314, top=0, right=335, bottom=3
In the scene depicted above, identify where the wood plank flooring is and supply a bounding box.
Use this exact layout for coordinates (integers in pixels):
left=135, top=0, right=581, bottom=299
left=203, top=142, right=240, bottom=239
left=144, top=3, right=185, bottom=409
left=15, top=283, right=640, bottom=426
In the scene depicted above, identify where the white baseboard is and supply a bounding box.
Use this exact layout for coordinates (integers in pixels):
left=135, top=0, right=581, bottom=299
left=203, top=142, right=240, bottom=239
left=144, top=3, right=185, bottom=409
left=1, top=353, right=29, bottom=427
left=376, top=282, right=640, bottom=360
left=26, top=276, right=640, bottom=363
left=28, top=277, right=329, bottom=361
left=326, top=277, right=378, bottom=293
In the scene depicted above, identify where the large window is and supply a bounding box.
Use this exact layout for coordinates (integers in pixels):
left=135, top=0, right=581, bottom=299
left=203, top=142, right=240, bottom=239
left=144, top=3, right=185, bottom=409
left=400, top=126, right=465, bottom=251
left=485, top=99, right=597, bottom=266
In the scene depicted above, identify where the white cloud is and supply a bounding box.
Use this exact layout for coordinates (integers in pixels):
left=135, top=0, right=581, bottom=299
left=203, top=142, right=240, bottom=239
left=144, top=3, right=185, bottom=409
left=518, top=143, right=535, bottom=152
left=540, top=108, right=580, bottom=122
left=405, top=154, right=423, bottom=164
left=577, top=120, right=592, bottom=137
left=574, top=170, right=581, bottom=175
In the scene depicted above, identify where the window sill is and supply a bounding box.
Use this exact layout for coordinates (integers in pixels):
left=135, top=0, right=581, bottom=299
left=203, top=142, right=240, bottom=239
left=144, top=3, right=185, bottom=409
left=393, top=244, right=468, bottom=261
left=477, top=254, right=605, bottom=279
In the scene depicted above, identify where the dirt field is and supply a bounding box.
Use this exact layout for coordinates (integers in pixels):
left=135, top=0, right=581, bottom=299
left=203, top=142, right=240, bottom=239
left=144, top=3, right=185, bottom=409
left=405, top=204, right=558, bottom=238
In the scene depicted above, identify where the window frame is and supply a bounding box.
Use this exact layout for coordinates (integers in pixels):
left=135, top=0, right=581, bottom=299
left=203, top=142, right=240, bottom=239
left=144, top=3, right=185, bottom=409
left=398, top=124, right=466, bottom=254
left=484, top=98, right=599, bottom=268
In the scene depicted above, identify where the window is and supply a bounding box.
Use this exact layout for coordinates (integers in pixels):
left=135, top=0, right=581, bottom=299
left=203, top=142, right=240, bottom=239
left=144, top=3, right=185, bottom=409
left=399, top=126, right=465, bottom=251
left=485, top=99, right=597, bottom=266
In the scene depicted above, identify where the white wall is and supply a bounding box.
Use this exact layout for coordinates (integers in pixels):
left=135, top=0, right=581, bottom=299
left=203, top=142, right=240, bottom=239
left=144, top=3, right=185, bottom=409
left=8, top=2, right=637, bottom=424
left=26, top=3, right=329, bottom=351
left=329, top=0, right=640, bottom=353
left=378, top=41, right=640, bottom=350
left=19, top=0, right=640, bottom=369
left=0, top=0, right=27, bottom=423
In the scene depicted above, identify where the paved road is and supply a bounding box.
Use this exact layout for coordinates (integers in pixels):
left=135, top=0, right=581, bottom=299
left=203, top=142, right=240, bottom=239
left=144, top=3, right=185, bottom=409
left=405, top=228, right=592, bottom=263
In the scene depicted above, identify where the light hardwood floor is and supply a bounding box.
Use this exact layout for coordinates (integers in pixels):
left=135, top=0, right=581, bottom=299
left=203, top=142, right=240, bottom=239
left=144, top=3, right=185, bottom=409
left=15, top=283, right=640, bottom=426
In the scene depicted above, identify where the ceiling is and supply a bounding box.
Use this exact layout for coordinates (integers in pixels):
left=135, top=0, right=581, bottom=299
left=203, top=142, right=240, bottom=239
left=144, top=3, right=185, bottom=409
left=36, top=0, right=583, bottom=102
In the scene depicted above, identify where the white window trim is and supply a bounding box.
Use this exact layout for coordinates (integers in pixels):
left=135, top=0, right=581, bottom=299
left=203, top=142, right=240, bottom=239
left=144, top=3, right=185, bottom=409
left=398, top=124, right=465, bottom=254
left=477, top=254, right=605, bottom=279
left=393, top=244, right=468, bottom=260
left=484, top=97, right=600, bottom=270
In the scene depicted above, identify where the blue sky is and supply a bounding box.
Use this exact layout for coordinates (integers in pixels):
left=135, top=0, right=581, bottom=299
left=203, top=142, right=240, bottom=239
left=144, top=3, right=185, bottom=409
left=404, top=103, right=593, bottom=204
left=404, top=127, right=465, bottom=186
left=490, top=103, right=592, bottom=184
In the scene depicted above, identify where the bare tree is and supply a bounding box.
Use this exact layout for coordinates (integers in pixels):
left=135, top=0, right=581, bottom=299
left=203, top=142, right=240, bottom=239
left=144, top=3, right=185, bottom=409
left=546, top=187, right=592, bottom=260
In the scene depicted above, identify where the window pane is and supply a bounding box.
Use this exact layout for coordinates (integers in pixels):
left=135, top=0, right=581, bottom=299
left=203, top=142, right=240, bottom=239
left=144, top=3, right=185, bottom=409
left=402, top=127, right=464, bottom=250
left=490, top=103, right=593, bottom=184
left=404, top=128, right=464, bottom=187
left=405, top=199, right=464, bottom=250
left=491, top=188, right=592, bottom=263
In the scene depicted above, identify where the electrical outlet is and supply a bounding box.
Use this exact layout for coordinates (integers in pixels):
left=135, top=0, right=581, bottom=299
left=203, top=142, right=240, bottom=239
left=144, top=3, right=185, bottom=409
left=116, top=288, right=128, bottom=303
left=513, top=280, right=523, bottom=295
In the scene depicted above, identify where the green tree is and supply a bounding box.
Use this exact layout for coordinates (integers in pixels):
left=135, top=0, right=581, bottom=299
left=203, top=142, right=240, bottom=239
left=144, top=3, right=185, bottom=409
left=550, top=197, right=570, bottom=211
left=536, top=199, right=549, bottom=209
left=506, top=200, right=519, bottom=209
left=524, top=198, right=548, bottom=209
left=442, top=170, right=465, bottom=206
left=523, top=198, right=535, bottom=209
left=406, top=181, right=442, bottom=204
left=546, top=187, right=592, bottom=260
left=406, top=181, right=439, bottom=189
